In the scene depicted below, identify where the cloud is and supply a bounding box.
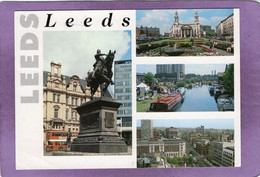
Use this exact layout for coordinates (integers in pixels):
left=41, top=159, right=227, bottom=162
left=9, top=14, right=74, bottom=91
left=199, top=16, right=228, bottom=29
left=43, top=31, right=131, bottom=78
left=136, top=10, right=177, bottom=34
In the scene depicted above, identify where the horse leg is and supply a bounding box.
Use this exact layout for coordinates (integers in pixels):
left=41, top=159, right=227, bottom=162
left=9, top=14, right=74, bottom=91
left=102, top=82, right=110, bottom=96
left=90, top=86, right=94, bottom=100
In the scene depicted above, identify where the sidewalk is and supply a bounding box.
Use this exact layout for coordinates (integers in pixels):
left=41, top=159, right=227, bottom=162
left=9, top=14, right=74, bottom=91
left=200, top=45, right=233, bottom=56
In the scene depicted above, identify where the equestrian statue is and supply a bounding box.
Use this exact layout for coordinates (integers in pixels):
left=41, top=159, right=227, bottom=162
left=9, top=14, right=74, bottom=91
left=87, top=49, right=116, bottom=100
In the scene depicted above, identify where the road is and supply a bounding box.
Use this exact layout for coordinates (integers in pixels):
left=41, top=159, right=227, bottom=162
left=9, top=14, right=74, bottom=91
left=186, top=141, right=214, bottom=167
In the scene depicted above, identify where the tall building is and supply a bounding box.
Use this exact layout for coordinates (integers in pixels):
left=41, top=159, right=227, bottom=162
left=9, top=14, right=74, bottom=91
left=170, top=11, right=201, bottom=38
left=165, top=127, right=180, bottom=139
left=216, top=13, right=234, bottom=38
left=196, top=139, right=210, bottom=155
left=43, top=62, right=101, bottom=144
left=222, top=146, right=235, bottom=167
left=211, top=141, right=234, bottom=166
left=114, top=60, right=132, bottom=141
left=196, top=125, right=205, bottom=135
left=155, top=64, right=185, bottom=81
left=217, top=134, right=229, bottom=142
left=141, top=120, right=153, bottom=140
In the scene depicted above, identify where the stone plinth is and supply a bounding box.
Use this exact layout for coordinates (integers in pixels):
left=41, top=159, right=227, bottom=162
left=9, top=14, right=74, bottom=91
left=71, top=97, right=127, bottom=153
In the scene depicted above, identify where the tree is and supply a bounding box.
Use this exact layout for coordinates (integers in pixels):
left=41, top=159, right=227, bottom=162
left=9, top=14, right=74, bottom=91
left=177, top=81, right=185, bottom=87
left=223, top=64, right=234, bottom=96
left=144, top=72, right=154, bottom=86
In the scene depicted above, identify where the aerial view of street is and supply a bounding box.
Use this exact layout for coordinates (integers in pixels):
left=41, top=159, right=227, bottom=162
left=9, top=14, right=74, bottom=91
left=137, top=119, right=235, bottom=168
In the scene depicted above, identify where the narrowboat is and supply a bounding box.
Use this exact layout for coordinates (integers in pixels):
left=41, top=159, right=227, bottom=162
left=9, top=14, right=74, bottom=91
left=150, top=94, right=182, bottom=112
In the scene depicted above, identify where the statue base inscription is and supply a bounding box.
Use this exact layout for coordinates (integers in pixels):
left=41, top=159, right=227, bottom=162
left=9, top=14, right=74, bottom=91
left=71, top=97, right=128, bottom=153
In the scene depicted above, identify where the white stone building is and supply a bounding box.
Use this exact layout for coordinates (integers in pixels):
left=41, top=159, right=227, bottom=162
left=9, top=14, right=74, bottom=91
left=216, top=13, right=234, bottom=38
left=170, top=11, right=201, bottom=38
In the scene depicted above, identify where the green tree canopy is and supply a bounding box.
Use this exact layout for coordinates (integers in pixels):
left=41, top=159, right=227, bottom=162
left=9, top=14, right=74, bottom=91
left=144, top=72, right=154, bottom=86
left=177, top=81, right=185, bottom=87
left=223, top=64, right=234, bottom=95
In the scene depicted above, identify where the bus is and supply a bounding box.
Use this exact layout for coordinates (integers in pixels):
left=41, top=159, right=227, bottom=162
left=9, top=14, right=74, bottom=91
left=45, top=130, right=79, bottom=152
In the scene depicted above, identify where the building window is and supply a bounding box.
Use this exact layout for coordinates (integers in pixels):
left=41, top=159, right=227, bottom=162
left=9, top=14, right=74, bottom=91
left=73, top=84, right=77, bottom=92
left=81, top=98, right=83, bottom=105
left=71, top=98, right=74, bottom=105
left=57, top=94, right=60, bottom=103
left=68, top=127, right=71, bottom=131
left=75, top=112, right=77, bottom=120
left=53, top=93, right=56, bottom=102
left=71, top=112, right=73, bottom=120
left=75, top=98, right=78, bottom=106
left=66, top=109, right=69, bottom=120
left=54, top=109, right=58, bottom=118
left=66, top=96, right=69, bottom=104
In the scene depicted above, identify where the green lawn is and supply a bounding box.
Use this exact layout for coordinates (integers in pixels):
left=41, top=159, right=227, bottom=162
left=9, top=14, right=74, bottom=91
left=137, top=93, right=160, bottom=112
left=137, top=99, right=155, bottom=112
left=139, top=38, right=208, bottom=46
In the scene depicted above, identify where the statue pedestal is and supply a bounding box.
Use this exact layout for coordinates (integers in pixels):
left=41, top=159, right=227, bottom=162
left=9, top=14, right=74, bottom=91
left=71, top=97, right=128, bottom=153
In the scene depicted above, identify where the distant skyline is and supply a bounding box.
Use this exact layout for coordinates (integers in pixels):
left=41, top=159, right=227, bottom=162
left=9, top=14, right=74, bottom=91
left=137, top=64, right=228, bottom=75
left=136, top=9, right=234, bottom=34
left=137, top=119, right=234, bottom=129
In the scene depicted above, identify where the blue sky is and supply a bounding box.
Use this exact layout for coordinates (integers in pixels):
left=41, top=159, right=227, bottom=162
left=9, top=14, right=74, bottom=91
left=43, top=30, right=131, bottom=78
left=136, top=9, right=233, bottom=34
left=137, top=64, right=228, bottom=75
left=137, top=119, right=234, bottom=129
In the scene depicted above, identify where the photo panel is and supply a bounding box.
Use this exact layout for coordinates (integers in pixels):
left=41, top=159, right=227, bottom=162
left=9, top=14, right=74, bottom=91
left=15, top=10, right=136, bottom=169
left=136, top=118, right=237, bottom=168
left=136, top=63, right=235, bottom=113
left=136, top=9, right=235, bottom=57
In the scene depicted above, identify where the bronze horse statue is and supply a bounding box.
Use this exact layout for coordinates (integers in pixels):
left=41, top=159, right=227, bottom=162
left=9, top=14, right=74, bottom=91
left=87, top=50, right=116, bottom=100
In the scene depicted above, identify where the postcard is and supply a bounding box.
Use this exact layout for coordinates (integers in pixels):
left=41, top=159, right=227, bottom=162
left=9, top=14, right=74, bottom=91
left=1, top=1, right=259, bottom=177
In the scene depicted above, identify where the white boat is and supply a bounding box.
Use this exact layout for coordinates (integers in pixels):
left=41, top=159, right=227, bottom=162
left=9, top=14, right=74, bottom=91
left=176, top=87, right=186, bottom=98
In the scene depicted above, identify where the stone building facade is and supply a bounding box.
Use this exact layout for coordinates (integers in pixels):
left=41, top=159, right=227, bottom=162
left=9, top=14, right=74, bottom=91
left=137, top=140, right=186, bottom=158
left=222, top=146, right=235, bottom=167
left=216, top=13, right=233, bottom=38
left=43, top=62, right=101, bottom=143
left=170, top=11, right=201, bottom=38
left=136, top=26, right=160, bottom=37
left=211, top=141, right=234, bottom=166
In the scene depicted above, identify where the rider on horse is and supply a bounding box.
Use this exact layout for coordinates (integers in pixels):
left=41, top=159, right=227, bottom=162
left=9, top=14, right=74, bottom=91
left=92, top=49, right=106, bottom=79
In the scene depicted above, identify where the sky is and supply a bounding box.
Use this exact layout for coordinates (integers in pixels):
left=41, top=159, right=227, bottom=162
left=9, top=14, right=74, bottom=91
left=43, top=30, right=131, bottom=78
left=136, top=64, right=228, bottom=75
left=137, top=119, right=234, bottom=129
left=136, top=9, right=234, bottom=34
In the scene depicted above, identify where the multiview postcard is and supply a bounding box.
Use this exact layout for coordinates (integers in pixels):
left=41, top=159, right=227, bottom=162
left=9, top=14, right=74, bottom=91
left=2, top=1, right=258, bottom=177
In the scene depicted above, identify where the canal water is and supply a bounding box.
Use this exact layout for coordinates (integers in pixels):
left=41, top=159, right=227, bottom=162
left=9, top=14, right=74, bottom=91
left=176, top=85, right=218, bottom=112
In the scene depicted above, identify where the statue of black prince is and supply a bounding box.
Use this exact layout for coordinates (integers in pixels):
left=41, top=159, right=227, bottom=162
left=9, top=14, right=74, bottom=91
left=87, top=49, right=116, bottom=100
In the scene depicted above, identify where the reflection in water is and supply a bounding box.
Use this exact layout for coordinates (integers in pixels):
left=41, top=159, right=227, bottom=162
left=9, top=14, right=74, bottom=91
left=176, top=85, right=218, bottom=112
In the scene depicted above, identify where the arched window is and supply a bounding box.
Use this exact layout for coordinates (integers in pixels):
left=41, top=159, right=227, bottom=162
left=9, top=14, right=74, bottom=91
left=53, top=105, right=60, bottom=119
left=54, top=67, right=58, bottom=76
left=73, top=83, right=77, bottom=92
left=54, top=109, right=58, bottom=118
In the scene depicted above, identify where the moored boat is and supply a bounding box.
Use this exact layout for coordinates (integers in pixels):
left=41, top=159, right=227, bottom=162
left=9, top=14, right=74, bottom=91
left=217, top=95, right=234, bottom=111
left=176, top=87, right=186, bottom=98
left=150, top=94, right=182, bottom=112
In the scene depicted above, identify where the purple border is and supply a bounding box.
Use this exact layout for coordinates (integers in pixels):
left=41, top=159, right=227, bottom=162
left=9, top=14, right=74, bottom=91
left=1, top=1, right=260, bottom=177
